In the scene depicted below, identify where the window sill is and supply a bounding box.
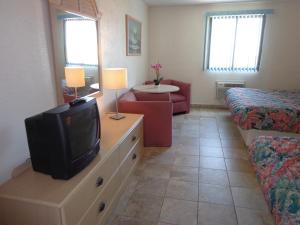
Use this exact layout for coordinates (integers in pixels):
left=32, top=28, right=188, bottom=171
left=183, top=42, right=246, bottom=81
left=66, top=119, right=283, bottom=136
left=206, top=69, right=259, bottom=73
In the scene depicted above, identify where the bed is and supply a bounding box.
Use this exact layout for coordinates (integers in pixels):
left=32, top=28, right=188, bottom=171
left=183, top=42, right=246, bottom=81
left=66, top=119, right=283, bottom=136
left=225, top=88, right=300, bottom=145
left=249, top=136, right=300, bottom=225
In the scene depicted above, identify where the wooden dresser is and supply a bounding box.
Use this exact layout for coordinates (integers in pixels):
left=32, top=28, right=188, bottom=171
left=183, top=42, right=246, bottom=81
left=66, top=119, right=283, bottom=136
left=0, top=113, right=143, bottom=225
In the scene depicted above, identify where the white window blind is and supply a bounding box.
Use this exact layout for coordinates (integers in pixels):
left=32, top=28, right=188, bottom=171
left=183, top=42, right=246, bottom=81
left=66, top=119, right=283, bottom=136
left=206, top=14, right=265, bottom=72
left=64, top=18, right=98, bottom=65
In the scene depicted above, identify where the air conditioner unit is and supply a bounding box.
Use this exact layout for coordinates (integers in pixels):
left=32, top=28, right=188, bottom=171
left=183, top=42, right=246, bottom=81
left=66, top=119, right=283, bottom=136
left=216, top=81, right=245, bottom=101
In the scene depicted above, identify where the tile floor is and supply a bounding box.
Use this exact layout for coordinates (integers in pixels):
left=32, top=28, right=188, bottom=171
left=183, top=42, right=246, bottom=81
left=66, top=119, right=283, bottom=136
left=108, top=108, right=275, bottom=225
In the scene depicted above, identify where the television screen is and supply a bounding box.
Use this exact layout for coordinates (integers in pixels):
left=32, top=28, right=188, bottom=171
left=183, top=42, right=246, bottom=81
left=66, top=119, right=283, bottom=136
left=64, top=104, right=99, bottom=160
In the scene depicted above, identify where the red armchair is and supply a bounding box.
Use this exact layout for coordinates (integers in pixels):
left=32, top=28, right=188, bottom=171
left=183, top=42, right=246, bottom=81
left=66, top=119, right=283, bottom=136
left=118, top=91, right=173, bottom=147
left=145, top=79, right=191, bottom=114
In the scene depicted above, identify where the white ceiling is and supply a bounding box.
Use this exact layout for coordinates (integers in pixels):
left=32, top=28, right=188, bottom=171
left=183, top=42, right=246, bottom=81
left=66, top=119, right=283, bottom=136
left=144, top=0, right=272, bottom=6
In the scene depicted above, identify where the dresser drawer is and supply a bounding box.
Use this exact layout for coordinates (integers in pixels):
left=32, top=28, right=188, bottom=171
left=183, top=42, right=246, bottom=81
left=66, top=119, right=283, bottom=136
left=120, top=139, right=141, bottom=180
left=63, top=149, right=120, bottom=225
left=79, top=140, right=141, bottom=225
left=78, top=169, right=121, bottom=225
left=119, top=122, right=142, bottom=161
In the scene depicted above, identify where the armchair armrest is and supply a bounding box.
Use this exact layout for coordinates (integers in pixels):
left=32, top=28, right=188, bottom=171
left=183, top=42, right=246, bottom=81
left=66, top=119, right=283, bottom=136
left=118, top=101, right=172, bottom=119
left=172, top=80, right=191, bottom=105
left=171, top=80, right=190, bottom=95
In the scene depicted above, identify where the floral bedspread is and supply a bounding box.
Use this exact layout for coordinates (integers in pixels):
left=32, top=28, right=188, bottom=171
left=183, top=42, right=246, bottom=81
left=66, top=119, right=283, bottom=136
left=225, top=88, right=300, bottom=133
left=249, top=136, right=300, bottom=225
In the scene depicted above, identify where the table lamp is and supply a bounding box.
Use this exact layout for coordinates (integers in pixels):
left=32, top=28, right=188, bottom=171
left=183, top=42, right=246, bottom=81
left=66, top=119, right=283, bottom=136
left=65, top=67, right=86, bottom=98
left=103, top=68, right=128, bottom=120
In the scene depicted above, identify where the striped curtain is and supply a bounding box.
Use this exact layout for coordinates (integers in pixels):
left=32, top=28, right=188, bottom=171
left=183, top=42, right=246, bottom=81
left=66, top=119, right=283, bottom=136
left=208, top=14, right=264, bottom=72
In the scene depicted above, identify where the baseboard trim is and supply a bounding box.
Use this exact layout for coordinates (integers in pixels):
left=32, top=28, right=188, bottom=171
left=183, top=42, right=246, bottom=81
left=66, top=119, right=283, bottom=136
left=191, top=104, right=228, bottom=109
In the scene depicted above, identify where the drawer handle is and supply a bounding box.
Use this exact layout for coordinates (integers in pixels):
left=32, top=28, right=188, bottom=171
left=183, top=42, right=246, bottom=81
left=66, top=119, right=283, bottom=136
left=132, top=153, right=137, bottom=160
left=131, top=136, right=137, bottom=142
left=98, top=202, right=106, bottom=213
left=96, top=177, right=104, bottom=187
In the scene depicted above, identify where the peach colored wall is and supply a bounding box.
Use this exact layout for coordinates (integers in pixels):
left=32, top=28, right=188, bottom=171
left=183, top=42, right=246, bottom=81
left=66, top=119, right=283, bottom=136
left=97, top=0, right=149, bottom=112
left=0, top=0, right=57, bottom=184
left=149, top=0, right=300, bottom=105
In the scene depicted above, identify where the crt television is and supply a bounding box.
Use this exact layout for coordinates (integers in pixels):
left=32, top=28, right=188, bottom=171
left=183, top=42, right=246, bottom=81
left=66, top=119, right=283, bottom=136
left=25, top=97, right=100, bottom=179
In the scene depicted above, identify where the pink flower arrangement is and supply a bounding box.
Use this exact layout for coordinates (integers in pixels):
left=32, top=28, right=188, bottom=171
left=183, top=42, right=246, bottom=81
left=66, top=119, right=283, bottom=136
left=151, top=63, right=162, bottom=71
left=151, top=63, right=162, bottom=83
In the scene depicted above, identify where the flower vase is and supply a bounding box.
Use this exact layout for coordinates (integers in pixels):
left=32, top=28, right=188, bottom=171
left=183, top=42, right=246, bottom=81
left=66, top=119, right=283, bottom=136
left=154, top=79, right=160, bottom=86
left=154, top=77, right=163, bottom=86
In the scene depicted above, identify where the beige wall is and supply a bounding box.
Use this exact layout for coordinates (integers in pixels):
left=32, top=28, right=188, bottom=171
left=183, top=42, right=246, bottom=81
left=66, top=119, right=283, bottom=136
left=0, top=0, right=57, bottom=184
left=97, top=0, right=149, bottom=112
left=149, top=0, right=300, bottom=105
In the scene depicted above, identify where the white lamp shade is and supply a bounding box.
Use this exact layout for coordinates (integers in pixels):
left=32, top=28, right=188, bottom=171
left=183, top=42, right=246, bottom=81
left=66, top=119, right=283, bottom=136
left=103, top=68, right=128, bottom=90
left=65, top=67, right=86, bottom=88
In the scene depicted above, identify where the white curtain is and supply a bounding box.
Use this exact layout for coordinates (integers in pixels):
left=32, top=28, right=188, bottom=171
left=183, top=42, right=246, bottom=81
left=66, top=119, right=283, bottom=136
left=208, top=14, right=264, bottom=71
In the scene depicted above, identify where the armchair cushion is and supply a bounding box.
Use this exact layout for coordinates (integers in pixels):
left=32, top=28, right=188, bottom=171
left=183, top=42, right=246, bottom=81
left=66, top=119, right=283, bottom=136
left=171, top=93, right=186, bottom=103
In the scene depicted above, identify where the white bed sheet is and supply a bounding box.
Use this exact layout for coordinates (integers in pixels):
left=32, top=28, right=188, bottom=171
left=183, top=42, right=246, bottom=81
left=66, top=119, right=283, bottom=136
left=238, top=126, right=300, bottom=146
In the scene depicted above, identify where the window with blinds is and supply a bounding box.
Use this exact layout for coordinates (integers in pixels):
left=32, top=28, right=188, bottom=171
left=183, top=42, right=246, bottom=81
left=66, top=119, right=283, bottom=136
left=204, top=14, right=265, bottom=72
left=64, top=18, right=98, bottom=66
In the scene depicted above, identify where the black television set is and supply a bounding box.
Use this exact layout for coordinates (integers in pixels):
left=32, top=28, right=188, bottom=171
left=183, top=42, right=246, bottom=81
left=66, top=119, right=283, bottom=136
left=25, top=97, right=100, bottom=180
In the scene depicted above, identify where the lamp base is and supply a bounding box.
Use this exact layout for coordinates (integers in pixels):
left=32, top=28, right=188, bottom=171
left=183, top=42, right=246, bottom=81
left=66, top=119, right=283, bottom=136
left=110, top=113, right=125, bottom=120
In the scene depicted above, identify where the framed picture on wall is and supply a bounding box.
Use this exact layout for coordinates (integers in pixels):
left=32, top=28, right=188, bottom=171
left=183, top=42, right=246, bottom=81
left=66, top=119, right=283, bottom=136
left=126, top=15, right=142, bottom=56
